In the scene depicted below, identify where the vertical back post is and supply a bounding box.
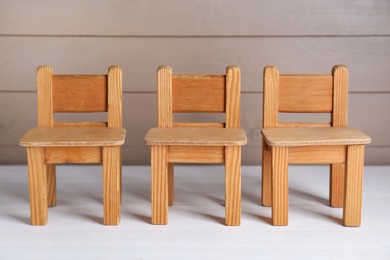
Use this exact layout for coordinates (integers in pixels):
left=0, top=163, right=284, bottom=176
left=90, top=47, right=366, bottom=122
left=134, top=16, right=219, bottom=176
left=157, top=66, right=173, bottom=128
left=263, top=66, right=279, bottom=128
left=37, top=65, right=54, bottom=127
left=108, top=66, right=122, bottom=128
left=332, top=65, right=348, bottom=127
left=225, top=66, right=241, bottom=128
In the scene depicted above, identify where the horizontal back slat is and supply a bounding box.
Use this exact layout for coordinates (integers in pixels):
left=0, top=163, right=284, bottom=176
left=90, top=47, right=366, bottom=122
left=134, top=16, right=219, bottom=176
left=279, top=75, right=333, bottom=113
left=172, top=75, right=225, bottom=113
left=173, top=122, right=224, bottom=128
left=278, top=122, right=331, bottom=128
left=54, top=122, right=107, bottom=127
left=53, top=75, right=108, bottom=112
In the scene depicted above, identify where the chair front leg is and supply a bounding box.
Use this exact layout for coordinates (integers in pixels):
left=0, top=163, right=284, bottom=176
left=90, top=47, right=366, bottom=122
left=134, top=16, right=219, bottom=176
left=151, top=145, right=169, bottom=224
left=27, top=147, right=48, bottom=225
left=343, top=145, right=364, bottom=227
left=103, top=146, right=121, bottom=225
left=225, top=146, right=241, bottom=226
left=271, top=146, right=289, bottom=226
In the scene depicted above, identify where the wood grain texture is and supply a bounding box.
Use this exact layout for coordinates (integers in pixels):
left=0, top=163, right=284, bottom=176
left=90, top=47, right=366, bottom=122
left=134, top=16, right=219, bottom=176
left=261, top=141, right=272, bottom=206
left=37, top=66, right=54, bottom=127
left=329, top=66, right=348, bottom=208
left=279, top=75, right=333, bottom=113
left=225, top=66, right=241, bottom=128
left=52, top=75, right=108, bottom=112
left=2, top=0, right=389, bottom=36
left=262, top=66, right=279, bottom=128
left=168, top=146, right=224, bottom=164
left=330, top=164, right=345, bottom=208
left=225, top=146, right=241, bottom=226
left=343, top=145, right=365, bottom=227
left=271, top=146, right=288, bottom=226
left=45, top=147, right=102, bottom=164
left=20, top=127, right=126, bottom=147
left=46, top=164, right=56, bottom=207
left=168, top=163, right=174, bottom=206
left=27, top=147, right=48, bottom=225
left=288, top=145, right=346, bottom=164
left=103, top=146, right=121, bottom=225
left=145, top=128, right=247, bottom=146
left=157, top=66, right=173, bottom=128
left=172, top=75, right=225, bottom=113
left=107, top=66, right=122, bottom=128
left=151, top=145, right=168, bottom=224
left=262, top=127, right=371, bottom=147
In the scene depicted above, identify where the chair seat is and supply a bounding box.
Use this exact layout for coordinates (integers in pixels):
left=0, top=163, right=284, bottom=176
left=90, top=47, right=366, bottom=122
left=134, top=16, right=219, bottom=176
left=144, top=127, right=247, bottom=146
left=262, top=127, right=371, bottom=147
left=20, top=127, right=126, bottom=147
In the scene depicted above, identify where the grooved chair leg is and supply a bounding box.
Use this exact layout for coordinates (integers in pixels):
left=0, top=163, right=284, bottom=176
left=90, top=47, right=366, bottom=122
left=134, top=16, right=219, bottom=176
left=225, top=146, right=241, bottom=226
left=103, top=146, right=121, bottom=225
left=168, top=163, right=174, bottom=206
left=271, top=146, right=288, bottom=226
left=262, top=141, right=272, bottom=206
left=46, top=164, right=56, bottom=207
left=151, top=145, right=169, bottom=225
left=330, top=164, right=345, bottom=207
left=27, top=147, right=48, bottom=225
left=343, top=145, right=364, bottom=227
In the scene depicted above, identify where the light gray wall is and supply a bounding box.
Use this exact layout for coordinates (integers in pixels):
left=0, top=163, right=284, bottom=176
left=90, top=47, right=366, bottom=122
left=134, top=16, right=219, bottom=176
left=1, top=0, right=389, bottom=164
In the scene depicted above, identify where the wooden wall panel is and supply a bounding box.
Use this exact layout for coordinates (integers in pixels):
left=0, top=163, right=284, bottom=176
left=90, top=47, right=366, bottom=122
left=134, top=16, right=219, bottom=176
left=1, top=0, right=389, bottom=36
left=0, top=37, right=389, bottom=92
left=1, top=93, right=388, bottom=164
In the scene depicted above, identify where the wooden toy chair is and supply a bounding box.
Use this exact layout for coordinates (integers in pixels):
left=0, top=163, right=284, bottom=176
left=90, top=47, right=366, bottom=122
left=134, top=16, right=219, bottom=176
left=261, top=65, right=371, bottom=226
left=20, top=65, right=126, bottom=225
left=144, top=66, right=247, bottom=226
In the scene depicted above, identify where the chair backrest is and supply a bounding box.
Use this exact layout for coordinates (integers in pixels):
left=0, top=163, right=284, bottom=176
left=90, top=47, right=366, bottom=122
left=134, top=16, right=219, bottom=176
left=157, top=66, right=241, bottom=129
left=36, top=65, right=122, bottom=128
left=263, top=65, right=348, bottom=129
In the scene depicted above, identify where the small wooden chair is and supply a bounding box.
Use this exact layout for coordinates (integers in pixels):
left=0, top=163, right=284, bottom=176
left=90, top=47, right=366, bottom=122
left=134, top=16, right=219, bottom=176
left=20, top=65, right=126, bottom=225
left=261, top=65, right=371, bottom=226
left=144, top=66, right=247, bottom=226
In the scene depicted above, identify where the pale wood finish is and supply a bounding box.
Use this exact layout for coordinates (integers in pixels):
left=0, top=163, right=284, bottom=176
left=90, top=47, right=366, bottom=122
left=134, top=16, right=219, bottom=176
left=151, top=145, right=169, bottom=225
left=225, top=146, right=241, bottom=226
left=27, top=147, right=48, bottom=225
left=271, top=146, right=288, bottom=226
left=262, top=127, right=371, bottom=147
left=20, top=127, right=126, bottom=147
left=168, top=146, right=225, bottom=164
left=103, top=146, right=121, bottom=225
left=262, top=65, right=371, bottom=226
left=344, top=145, right=365, bottom=226
left=20, top=65, right=125, bottom=225
left=145, top=128, right=247, bottom=146
left=45, top=147, right=102, bottom=164
left=146, top=66, right=246, bottom=225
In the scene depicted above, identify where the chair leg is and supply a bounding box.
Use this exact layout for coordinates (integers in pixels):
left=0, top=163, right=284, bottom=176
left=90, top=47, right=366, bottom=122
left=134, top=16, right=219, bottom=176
left=271, top=146, right=288, bottom=226
left=151, top=145, right=169, bottom=224
left=330, top=164, right=345, bottom=208
left=168, top=163, right=174, bottom=206
left=46, top=164, right=56, bottom=207
left=343, top=145, right=364, bottom=227
left=103, top=146, right=121, bottom=225
left=27, top=147, right=48, bottom=225
left=262, top=141, right=272, bottom=206
left=225, top=146, right=241, bottom=226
